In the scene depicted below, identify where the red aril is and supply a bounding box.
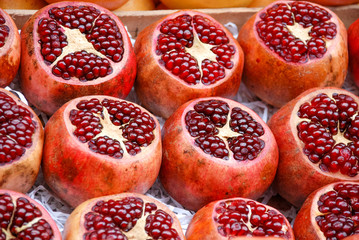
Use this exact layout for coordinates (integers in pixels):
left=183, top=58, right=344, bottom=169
left=348, top=18, right=359, bottom=88
left=20, top=1, right=136, bottom=115
left=238, top=1, right=348, bottom=107
left=44, top=0, right=129, bottom=10
left=294, top=182, right=359, bottom=239
left=186, top=197, right=294, bottom=239
left=268, top=87, right=359, bottom=207
left=42, top=95, right=162, bottom=207
left=63, top=192, right=185, bottom=239
left=0, top=189, right=62, bottom=239
left=160, top=97, right=278, bottom=211
left=0, top=88, right=43, bottom=193
left=0, top=8, right=20, bottom=87
left=134, top=10, right=244, bottom=119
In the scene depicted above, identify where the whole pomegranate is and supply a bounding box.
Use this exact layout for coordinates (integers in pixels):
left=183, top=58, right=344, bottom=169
left=268, top=87, right=359, bottom=207
left=305, top=0, right=359, bottom=6
left=0, top=0, right=47, bottom=9
left=114, top=0, right=155, bottom=11
left=42, top=95, right=162, bottom=207
left=159, top=0, right=253, bottom=8
left=0, top=189, right=62, bottom=239
left=20, top=1, right=136, bottom=115
left=238, top=1, right=348, bottom=108
left=248, top=0, right=277, bottom=7
left=0, top=88, right=44, bottom=193
left=294, top=182, right=359, bottom=239
left=160, top=97, right=278, bottom=211
left=135, top=10, right=244, bottom=119
left=63, top=192, right=185, bottom=239
left=186, top=197, right=294, bottom=239
left=0, top=8, right=20, bottom=87
left=348, top=18, right=359, bottom=88
left=44, top=0, right=129, bottom=10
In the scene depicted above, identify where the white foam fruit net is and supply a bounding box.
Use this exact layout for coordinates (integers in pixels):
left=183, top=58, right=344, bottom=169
left=6, top=22, right=359, bottom=236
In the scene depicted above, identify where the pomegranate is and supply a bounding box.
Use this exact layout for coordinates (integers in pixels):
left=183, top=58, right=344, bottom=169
left=0, top=88, right=44, bottom=194
left=343, top=235, right=359, bottom=240
left=20, top=1, right=136, bottom=115
left=238, top=1, right=348, bottom=108
left=0, top=189, right=62, bottom=239
left=186, top=197, right=294, bottom=239
left=160, top=97, right=278, bottom=211
left=114, top=0, right=155, bottom=11
left=63, top=192, right=185, bottom=239
left=305, top=0, right=359, bottom=6
left=159, top=0, right=253, bottom=8
left=293, top=181, right=359, bottom=239
left=348, top=18, right=359, bottom=88
left=44, top=0, right=129, bottom=10
left=268, top=87, right=359, bottom=207
left=0, top=0, right=47, bottom=9
left=248, top=0, right=277, bottom=7
left=0, top=8, right=20, bottom=88
left=134, top=10, right=244, bottom=119
left=42, top=95, right=162, bottom=207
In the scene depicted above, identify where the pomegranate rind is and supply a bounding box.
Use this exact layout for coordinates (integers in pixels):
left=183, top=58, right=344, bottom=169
left=348, top=18, right=359, bottom=88
left=293, top=181, right=359, bottom=240
left=268, top=87, right=359, bottom=207
left=0, top=8, right=20, bottom=88
left=134, top=10, right=244, bottom=119
left=160, top=97, right=279, bottom=211
left=238, top=0, right=348, bottom=108
left=42, top=95, right=162, bottom=207
left=44, top=0, right=129, bottom=10
left=0, top=88, right=44, bottom=194
left=0, top=189, right=62, bottom=239
left=20, top=1, right=137, bottom=116
left=186, top=197, right=294, bottom=240
left=63, top=192, right=185, bottom=239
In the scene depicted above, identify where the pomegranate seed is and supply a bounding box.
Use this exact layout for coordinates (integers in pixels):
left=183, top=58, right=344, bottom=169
left=0, top=14, right=10, bottom=48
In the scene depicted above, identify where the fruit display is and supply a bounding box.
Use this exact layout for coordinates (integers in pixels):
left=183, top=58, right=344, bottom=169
left=0, top=88, right=44, bottom=194
left=20, top=1, right=136, bottom=115
left=0, top=189, right=62, bottom=239
left=63, top=192, right=185, bottom=239
left=349, top=18, right=359, bottom=88
left=160, top=97, right=278, bottom=211
left=186, top=197, right=294, bottom=239
left=294, top=182, right=359, bottom=239
left=0, top=8, right=20, bottom=88
left=42, top=95, right=162, bottom=207
left=238, top=0, right=348, bottom=108
left=134, top=10, right=244, bottom=118
left=268, top=87, right=359, bottom=207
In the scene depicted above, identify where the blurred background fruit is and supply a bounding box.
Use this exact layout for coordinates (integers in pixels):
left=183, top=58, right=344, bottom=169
left=0, top=0, right=47, bottom=9
left=159, top=0, right=253, bottom=9
left=44, top=0, right=129, bottom=10
left=114, top=0, right=155, bottom=11
left=304, top=0, right=359, bottom=6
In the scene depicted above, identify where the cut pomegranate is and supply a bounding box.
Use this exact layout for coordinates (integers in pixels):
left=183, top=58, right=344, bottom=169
left=20, top=1, right=136, bottom=115
left=134, top=10, right=244, bottom=119
left=186, top=197, right=294, bottom=239
left=44, top=0, right=129, bottom=10
left=42, top=95, right=162, bottom=207
left=348, top=18, right=359, bottom=88
left=0, top=88, right=44, bottom=193
left=294, top=181, right=359, bottom=240
left=0, top=189, right=61, bottom=239
left=268, top=87, right=359, bottom=207
left=0, top=8, right=20, bottom=87
left=63, top=192, right=185, bottom=239
left=238, top=0, right=348, bottom=107
left=160, top=97, right=278, bottom=211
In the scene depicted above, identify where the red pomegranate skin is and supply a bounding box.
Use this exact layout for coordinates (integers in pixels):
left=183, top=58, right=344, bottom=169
left=42, top=95, right=162, bottom=207
left=238, top=0, right=348, bottom=108
left=20, top=1, right=136, bottom=116
left=349, top=18, right=359, bottom=88
left=268, top=87, right=359, bottom=207
left=0, top=8, right=20, bottom=87
left=135, top=10, right=244, bottom=119
left=160, top=97, right=279, bottom=211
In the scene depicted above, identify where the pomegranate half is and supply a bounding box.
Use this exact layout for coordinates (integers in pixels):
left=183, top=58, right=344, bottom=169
left=348, top=18, right=359, bottom=88
left=42, top=95, right=162, bottom=207
left=268, top=87, right=359, bottom=207
left=0, top=189, right=62, bottom=239
left=294, top=181, right=359, bottom=239
left=160, top=97, right=278, bottom=211
left=238, top=0, right=348, bottom=108
left=20, top=1, right=136, bottom=115
left=0, top=8, right=20, bottom=87
left=63, top=192, right=185, bottom=239
left=135, top=10, right=244, bottom=119
left=186, top=197, right=294, bottom=239
left=0, top=88, right=44, bottom=193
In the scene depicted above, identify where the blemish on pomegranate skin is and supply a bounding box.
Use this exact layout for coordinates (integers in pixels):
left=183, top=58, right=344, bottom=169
left=256, top=58, right=260, bottom=63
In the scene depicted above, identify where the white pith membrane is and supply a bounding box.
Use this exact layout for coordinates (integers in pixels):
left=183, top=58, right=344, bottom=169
left=9, top=20, right=356, bottom=235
